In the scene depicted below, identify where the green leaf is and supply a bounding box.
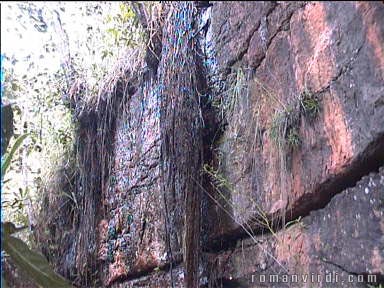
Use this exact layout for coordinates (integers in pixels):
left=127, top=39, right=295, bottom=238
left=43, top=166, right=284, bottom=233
left=1, top=104, right=14, bottom=155
left=2, top=222, right=19, bottom=235
left=1, top=133, right=29, bottom=178
left=2, top=222, right=28, bottom=235
left=2, top=234, right=72, bottom=288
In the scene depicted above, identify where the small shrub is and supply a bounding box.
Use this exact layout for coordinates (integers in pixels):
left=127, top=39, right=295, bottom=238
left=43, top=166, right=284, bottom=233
left=269, top=111, right=285, bottom=146
left=286, top=127, right=300, bottom=148
left=212, top=68, right=247, bottom=122
left=269, top=108, right=301, bottom=150
left=300, top=90, right=320, bottom=118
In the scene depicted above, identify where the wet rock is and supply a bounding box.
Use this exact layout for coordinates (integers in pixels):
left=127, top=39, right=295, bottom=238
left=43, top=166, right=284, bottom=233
left=99, top=3, right=204, bottom=286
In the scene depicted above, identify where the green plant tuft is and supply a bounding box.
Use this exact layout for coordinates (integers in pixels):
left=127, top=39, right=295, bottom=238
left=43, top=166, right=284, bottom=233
left=286, top=127, right=300, bottom=148
left=211, top=68, right=247, bottom=122
left=269, top=108, right=301, bottom=150
left=300, top=90, right=320, bottom=118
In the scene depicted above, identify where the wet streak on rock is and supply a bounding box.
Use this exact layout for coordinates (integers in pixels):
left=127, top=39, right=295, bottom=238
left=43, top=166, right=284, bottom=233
left=76, top=77, right=137, bottom=286
left=158, top=2, right=204, bottom=287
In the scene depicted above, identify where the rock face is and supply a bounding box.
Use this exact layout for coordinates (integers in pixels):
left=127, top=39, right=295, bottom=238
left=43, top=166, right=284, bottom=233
left=207, top=1, right=384, bottom=242
left=207, top=168, right=384, bottom=288
left=38, top=1, right=384, bottom=287
left=98, top=3, right=205, bottom=287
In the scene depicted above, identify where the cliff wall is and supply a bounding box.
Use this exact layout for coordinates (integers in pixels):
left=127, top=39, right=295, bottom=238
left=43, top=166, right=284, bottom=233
left=39, top=2, right=384, bottom=287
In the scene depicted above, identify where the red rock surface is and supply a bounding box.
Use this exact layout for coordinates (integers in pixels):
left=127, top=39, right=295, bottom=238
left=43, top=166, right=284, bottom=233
left=207, top=1, right=384, bottom=243
left=207, top=168, right=384, bottom=287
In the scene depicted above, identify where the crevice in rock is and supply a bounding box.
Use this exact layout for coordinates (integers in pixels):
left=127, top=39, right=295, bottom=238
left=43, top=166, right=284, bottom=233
left=225, top=21, right=262, bottom=70
left=203, top=277, right=247, bottom=288
left=321, top=258, right=384, bottom=285
left=316, top=41, right=365, bottom=95
left=288, top=131, right=384, bottom=218
left=205, top=132, right=384, bottom=252
left=108, top=258, right=183, bottom=287
left=225, top=3, right=279, bottom=71
left=249, top=2, right=306, bottom=74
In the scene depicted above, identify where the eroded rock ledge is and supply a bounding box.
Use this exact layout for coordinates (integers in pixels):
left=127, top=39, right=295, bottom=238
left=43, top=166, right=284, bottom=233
left=206, top=167, right=384, bottom=288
